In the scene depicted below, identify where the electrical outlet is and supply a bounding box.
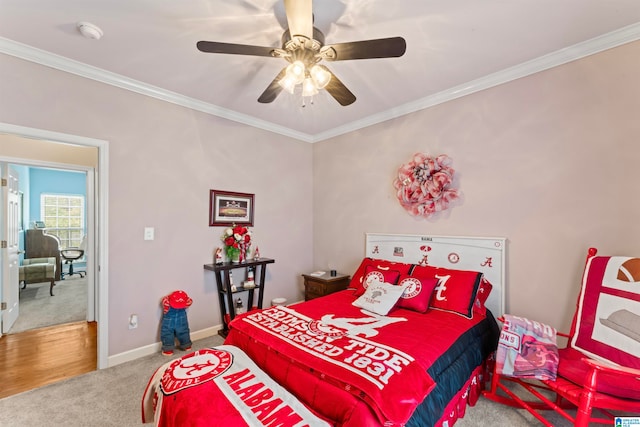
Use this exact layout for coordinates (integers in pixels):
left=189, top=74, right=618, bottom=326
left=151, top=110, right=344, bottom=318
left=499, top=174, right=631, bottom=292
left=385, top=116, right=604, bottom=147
left=129, top=314, right=138, bottom=329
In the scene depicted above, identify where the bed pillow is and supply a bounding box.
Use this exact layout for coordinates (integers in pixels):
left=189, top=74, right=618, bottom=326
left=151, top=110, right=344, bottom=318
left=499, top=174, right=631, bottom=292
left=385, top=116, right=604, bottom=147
left=569, top=256, right=640, bottom=374
left=394, top=275, right=439, bottom=313
left=354, top=265, right=402, bottom=297
left=409, top=264, right=439, bottom=279
left=473, top=277, right=493, bottom=316
left=348, top=257, right=376, bottom=290
left=350, top=259, right=408, bottom=296
left=353, top=281, right=408, bottom=316
left=412, top=265, right=483, bottom=319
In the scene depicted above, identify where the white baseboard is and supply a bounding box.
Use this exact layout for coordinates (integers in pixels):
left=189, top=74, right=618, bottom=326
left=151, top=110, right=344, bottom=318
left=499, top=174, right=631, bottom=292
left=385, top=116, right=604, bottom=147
left=107, top=324, right=222, bottom=368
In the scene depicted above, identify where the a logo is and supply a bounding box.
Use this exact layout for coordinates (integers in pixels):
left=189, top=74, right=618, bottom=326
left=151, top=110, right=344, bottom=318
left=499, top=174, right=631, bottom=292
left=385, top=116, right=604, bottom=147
left=313, top=313, right=407, bottom=338
left=480, top=257, right=493, bottom=267
left=161, top=348, right=233, bottom=395
left=434, top=274, right=451, bottom=301
left=419, top=245, right=431, bottom=266
left=362, top=270, right=385, bottom=292
left=399, top=277, right=422, bottom=299
left=308, top=319, right=349, bottom=338
left=616, top=417, right=640, bottom=427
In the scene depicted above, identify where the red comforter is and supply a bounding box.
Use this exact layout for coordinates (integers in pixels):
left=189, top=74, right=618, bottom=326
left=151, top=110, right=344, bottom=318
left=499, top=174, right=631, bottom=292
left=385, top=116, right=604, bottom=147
left=225, top=290, right=487, bottom=426
left=142, top=345, right=331, bottom=426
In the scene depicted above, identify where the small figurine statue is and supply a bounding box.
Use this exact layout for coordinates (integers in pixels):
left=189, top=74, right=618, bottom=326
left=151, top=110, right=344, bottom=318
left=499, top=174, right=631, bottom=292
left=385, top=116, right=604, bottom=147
left=253, top=246, right=260, bottom=260
left=235, top=298, right=245, bottom=315
left=229, top=271, right=237, bottom=292
left=160, top=290, right=193, bottom=356
left=244, top=268, right=256, bottom=289
left=215, top=247, right=223, bottom=264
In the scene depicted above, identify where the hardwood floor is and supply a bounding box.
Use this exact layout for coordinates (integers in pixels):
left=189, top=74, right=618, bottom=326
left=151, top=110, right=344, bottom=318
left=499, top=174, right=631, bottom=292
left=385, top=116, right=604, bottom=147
left=0, top=321, right=97, bottom=399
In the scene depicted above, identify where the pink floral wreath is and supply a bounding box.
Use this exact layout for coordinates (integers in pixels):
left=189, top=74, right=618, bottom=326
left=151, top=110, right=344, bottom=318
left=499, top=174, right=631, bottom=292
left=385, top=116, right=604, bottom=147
left=393, top=153, right=459, bottom=218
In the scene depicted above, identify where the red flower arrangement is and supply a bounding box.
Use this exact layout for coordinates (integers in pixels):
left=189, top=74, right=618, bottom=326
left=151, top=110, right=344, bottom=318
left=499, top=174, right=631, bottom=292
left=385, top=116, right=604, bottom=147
left=221, top=224, right=252, bottom=262
left=393, top=153, right=459, bottom=218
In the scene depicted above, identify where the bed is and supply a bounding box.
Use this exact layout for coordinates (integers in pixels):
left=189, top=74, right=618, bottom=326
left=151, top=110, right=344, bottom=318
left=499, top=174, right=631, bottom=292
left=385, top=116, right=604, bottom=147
left=225, top=233, right=505, bottom=426
left=143, top=234, right=504, bottom=426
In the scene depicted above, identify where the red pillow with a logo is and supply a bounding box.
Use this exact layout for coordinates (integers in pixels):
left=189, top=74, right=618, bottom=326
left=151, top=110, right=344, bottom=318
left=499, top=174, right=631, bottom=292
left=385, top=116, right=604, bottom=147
left=473, top=277, right=493, bottom=316
left=353, top=265, right=402, bottom=297
left=394, top=275, right=439, bottom=313
left=412, top=265, right=483, bottom=319
left=350, top=258, right=410, bottom=296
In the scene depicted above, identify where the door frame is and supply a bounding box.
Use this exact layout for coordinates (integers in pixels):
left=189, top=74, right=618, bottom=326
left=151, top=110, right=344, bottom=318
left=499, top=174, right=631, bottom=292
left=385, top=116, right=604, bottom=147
left=0, top=122, right=109, bottom=369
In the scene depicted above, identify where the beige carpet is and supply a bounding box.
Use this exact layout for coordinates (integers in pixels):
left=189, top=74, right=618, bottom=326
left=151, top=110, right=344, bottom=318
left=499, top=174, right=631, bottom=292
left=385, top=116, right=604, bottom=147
left=8, top=275, right=87, bottom=334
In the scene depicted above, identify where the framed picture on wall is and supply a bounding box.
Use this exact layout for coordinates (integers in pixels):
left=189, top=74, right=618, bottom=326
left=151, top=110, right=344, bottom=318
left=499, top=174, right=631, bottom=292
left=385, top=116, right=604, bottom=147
left=209, top=190, right=254, bottom=227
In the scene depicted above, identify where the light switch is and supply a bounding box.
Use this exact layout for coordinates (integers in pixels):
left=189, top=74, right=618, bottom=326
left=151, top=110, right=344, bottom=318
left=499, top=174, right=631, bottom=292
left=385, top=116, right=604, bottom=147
left=129, top=314, right=138, bottom=329
left=144, top=227, right=155, bottom=241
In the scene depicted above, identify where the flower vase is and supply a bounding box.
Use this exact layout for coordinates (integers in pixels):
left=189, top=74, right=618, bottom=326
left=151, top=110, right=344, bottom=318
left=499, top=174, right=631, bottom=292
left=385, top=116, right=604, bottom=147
left=229, top=250, right=240, bottom=264
left=238, top=244, right=245, bottom=263
left=239, top=243, right=250, bottom=263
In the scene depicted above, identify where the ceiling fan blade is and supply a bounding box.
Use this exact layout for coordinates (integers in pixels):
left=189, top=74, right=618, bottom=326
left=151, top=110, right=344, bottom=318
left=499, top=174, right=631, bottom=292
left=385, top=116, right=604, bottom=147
left=322, top=37, right=406, bottom=61
left=197, top=41, right=275, bottom=57
left=322, top=67, right=356, bottom=106
left=257, top=68, right=287, bottom=103
left=284, top=0, right=313, bottom=39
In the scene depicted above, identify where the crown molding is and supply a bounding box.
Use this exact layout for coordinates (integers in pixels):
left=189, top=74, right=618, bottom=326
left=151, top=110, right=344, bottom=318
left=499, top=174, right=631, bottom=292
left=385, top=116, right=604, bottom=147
left=2, top=21, right=640, bottom=144
left=312, top=22, right=640, bottom=142
left=0, top=37, right=314, bottom=143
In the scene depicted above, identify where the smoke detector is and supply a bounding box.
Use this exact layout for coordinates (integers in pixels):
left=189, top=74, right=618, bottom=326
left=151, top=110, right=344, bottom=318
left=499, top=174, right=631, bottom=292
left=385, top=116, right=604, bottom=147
left=77, top=22, right=103, bottom=40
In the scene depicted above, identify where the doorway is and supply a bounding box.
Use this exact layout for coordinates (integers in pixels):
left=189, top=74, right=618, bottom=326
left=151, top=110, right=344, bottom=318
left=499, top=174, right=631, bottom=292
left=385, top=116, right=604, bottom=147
left=5, top=165, right=90, bottom=335
left=0, top=122, right=109, bottom=369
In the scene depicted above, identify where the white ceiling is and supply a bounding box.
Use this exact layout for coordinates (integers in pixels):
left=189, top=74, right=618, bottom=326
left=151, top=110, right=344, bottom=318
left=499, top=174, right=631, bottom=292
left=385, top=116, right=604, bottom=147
left=1, top=1, right=640, bottom=142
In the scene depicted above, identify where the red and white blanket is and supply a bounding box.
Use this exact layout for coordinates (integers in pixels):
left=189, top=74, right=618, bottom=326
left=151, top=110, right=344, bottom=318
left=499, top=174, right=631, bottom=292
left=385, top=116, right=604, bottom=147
left=142, top=345, right=331, bottom=427
left=496, top=314, right=559, bottom=380
left=228, top=300, right=439, bottom=426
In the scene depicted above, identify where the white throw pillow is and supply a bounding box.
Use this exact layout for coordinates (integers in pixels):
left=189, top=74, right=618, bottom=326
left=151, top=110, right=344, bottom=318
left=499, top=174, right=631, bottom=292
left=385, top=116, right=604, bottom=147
left=352, top=281, right=407, bottom=316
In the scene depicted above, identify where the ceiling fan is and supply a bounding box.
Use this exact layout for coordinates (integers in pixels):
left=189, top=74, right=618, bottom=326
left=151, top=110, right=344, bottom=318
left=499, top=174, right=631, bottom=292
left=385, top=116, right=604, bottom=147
left=196, top=0, right=406, bottom=106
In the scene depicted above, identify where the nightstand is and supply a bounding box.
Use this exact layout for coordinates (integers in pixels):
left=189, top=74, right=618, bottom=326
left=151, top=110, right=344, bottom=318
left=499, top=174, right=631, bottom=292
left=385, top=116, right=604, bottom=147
left=302, top=272, right=350, bottom=301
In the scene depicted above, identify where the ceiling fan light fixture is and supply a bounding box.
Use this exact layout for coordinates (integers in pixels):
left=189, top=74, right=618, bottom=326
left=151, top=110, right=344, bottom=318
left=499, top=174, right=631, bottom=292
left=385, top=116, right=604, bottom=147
left=286, top=61, right=306, bottom=84
left=197, top=0, right=405, bottom=107
left=302, top=76, right=319, bottom=97
left=310, top=65, right=331, bottom=89
left=278, top=74, right=298, bottom=94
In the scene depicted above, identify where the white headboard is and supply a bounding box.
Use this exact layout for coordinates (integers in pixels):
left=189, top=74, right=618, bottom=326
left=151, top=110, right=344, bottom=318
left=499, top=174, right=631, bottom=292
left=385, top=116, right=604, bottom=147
left=365, top=233, right=506, bottom=317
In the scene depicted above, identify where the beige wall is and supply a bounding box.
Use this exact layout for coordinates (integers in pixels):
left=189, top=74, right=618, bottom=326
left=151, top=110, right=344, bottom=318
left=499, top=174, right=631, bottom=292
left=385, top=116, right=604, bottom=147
left=0, top=54, right=314, bottom=355
left=313, top=40, right=640, bottom=331
left=1, top=39, right=639, bottom=355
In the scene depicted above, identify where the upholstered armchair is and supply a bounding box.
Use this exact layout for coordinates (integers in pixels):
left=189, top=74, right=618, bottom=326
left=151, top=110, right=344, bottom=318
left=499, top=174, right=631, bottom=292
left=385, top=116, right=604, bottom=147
left=19, top=257, right=57, bottom=296
left=25, top=229, right=62, bottom=281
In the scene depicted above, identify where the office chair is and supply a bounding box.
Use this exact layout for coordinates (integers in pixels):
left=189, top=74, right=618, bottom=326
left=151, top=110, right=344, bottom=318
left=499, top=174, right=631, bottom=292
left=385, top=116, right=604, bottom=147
left=60, top=235, right=87, bottom=279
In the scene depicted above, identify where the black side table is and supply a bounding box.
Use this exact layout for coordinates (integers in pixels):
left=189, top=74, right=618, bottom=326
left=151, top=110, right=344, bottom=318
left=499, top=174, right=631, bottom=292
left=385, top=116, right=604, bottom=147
left=204, top=257, right=275, bottom=338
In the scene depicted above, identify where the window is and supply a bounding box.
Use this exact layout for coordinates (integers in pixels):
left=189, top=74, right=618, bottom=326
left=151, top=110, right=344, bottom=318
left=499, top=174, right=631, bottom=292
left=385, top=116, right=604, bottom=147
left=40, top=194, right=85, bottom=249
